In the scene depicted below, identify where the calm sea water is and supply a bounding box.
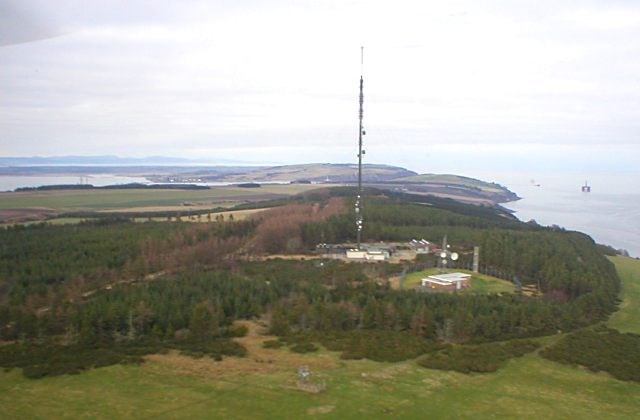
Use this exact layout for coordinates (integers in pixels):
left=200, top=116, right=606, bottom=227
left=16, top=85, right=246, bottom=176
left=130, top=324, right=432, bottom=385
left=490, top=172, right=640, bottom=258
left=0, top=175, right=291, bottom=192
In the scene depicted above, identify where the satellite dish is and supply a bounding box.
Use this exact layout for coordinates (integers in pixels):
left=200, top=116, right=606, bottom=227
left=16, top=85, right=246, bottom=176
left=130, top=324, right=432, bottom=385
left=451, top=252, right=459, bottom=261
left=440, top=252, right=447, bottom=259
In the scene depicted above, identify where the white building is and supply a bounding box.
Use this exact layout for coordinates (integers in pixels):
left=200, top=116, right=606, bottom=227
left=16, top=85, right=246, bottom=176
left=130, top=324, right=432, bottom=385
left=346, top=249, right=389, bottom=261
left=421, top=272, right=471, bottom=290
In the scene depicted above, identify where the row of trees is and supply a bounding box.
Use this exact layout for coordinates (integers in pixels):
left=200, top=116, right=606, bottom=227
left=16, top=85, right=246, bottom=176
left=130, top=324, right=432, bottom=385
left=0, top=258, right=615, bottom=345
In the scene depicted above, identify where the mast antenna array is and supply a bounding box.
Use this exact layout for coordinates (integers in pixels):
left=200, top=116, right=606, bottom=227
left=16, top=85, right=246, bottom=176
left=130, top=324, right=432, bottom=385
left=355, top=46, right=365, bottom=250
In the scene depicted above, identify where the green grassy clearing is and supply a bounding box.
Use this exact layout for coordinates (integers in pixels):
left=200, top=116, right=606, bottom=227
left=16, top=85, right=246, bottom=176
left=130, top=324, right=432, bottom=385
left=403, top=268, right=514, bottom=293
left=1, top=344, right=638, bottom=419
left=607, top=256, right=640, bottom=333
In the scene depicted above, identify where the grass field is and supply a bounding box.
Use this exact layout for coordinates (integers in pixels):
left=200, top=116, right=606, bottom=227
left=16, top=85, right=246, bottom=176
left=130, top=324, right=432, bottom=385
left=1, top=337, right=639, bottom=419
left=0, top=184, right=331, bottom=224
left=607, top=256, right=640, bottom=334
left=394, top=174, right=506, bottom=193
left=402, top=268, right=515, bottom=294
left=0, top=184, right=325, bottom=212
left=0, top=259, right=638, bottom=419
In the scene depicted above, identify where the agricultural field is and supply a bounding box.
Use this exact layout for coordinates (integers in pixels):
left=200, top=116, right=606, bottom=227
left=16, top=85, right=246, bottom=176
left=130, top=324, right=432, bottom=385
left=401, top=268, right=515, bottom=294
left=0, top=184, right=327, bottom=223
left=395, top=173, right=507, bottom=193
left=133, top=208, right=268, bottom=223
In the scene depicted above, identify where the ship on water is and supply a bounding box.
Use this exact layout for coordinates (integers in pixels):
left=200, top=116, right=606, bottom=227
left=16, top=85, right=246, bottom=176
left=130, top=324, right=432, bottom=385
left=582, top=181, right=591, bottom=192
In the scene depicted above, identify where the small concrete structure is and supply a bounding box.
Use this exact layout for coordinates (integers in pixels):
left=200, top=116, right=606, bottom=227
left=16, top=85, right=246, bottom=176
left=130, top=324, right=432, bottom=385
left=421, top=272, right=471, bottom=291
left=346, top=249, right=389, bottom=261
left=364, top=250, right=387, bottom=261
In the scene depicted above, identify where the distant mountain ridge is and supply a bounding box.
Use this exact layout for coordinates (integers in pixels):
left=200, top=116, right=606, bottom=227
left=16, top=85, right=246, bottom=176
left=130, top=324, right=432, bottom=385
left=0, top=155, right=239, bottom=166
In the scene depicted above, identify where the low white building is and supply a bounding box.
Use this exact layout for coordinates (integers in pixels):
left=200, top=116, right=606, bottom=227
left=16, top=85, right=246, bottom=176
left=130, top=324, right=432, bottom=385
left=421, top=272, right=471, bottom=290
left=346, top=249, right=367, bottom=259
left=346, top=249, right=389, bottom=261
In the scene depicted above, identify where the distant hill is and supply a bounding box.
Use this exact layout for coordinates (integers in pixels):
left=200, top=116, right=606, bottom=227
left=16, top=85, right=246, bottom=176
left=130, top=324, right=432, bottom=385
left=200, top=164, right=517, bottom=204
left=381, top=173, right=519, bottom=204
left=0, top=159, right=518, bottom=205
left=217, top=163, right=417, bottom=183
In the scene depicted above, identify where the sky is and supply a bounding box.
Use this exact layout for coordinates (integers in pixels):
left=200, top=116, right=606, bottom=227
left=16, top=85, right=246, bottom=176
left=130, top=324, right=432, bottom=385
left=1, top=0, right=640, bottom=178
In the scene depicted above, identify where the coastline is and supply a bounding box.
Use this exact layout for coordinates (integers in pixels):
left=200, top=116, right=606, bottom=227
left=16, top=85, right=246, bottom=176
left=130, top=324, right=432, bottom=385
left=500, top=185, right=640, bottom=258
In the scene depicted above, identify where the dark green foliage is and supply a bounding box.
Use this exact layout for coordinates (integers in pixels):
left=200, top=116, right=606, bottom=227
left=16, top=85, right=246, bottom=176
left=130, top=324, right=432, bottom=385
left=226, top=324, right=249, bottom=338
left=595, top=243, right=619, bottom=256
left=540, top=327, right=640, bottom=382
left=312, top=330, right=441, bottom=362
left=273, top=330, right=434, bottom=361
left=0, top=341, right=151, bottom=378
left=418, top=339, right=540, bottom=373
left=0, top=337, right=246, bottom=379
left=0, top=221, right=172, bottom=303
left=189, top=302, right=221, bottom=340
left=290, top=342, right=319, bottom=353
left=262, top=339, right=284, bottom=349
left=173, top=339, right=247, bottom=360
left=0, top=219, right=257, bottom=308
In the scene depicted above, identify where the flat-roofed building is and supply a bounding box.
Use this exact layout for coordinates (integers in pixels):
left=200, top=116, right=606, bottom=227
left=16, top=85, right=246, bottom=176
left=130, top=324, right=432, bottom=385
left=420, top=278, right=456, bottom=291
left=421, top=272, right=471, bottom=291
left=346, top=249, right=368, bottom=259
left=345, top=249, right=389, bottom=261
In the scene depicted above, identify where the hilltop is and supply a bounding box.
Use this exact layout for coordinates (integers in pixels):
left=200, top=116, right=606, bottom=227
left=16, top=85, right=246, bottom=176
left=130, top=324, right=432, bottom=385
left=0, top=186, right=637, bottom=418
left=145, top=163, right=518, bottom=205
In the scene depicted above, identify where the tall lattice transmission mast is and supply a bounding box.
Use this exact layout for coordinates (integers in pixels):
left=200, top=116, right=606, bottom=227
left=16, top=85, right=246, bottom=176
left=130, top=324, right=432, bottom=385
left=355, top=47, right=365, bottom=250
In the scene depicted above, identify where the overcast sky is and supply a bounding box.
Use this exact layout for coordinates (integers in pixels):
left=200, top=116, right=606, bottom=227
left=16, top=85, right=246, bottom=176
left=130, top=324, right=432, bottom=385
left=1, top=0, right=639, bottom=177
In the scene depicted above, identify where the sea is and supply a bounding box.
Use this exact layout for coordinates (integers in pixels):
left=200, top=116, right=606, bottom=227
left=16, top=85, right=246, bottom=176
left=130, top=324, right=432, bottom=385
left=486, top=172, right=640, bottom=258
left=1, top=171, right=638, bottom=257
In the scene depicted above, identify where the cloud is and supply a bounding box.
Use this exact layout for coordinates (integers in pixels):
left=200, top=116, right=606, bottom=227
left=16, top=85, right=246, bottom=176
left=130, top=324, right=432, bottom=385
left=1, top=0, right=640, bottom=174
left=0, top=0, right=68, bottom=46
